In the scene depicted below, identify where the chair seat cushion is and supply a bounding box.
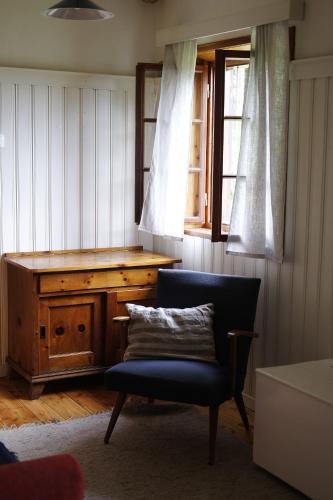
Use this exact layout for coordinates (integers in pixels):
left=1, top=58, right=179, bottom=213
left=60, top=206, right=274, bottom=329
left=104, top=359, right=230, bottom=406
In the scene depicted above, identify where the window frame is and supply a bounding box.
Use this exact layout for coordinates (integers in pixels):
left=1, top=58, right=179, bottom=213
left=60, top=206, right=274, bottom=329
left=185, top=63, right=209, bottom=225
left=211, top=49, right=250, bottom=242
left=134, top=41, right=251, bottom=239
left=135, top=62, right=163, bottom=224
left=134, top=30, right=294, bottom=240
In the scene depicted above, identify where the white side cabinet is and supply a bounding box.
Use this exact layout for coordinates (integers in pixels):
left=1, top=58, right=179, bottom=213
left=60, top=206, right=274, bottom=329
left=253, top=359, right=333, bottom=500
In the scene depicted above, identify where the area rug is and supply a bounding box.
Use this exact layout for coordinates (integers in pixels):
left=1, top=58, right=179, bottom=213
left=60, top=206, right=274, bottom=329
left=0, top=405, right=304, bottom=500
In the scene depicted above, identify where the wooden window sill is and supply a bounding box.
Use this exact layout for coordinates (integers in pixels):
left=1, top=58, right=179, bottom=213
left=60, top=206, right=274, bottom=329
left=184, top=227, right=228, bottom=241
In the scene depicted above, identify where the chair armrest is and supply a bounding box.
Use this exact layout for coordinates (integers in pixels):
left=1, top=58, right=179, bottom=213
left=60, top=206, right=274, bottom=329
left=113, top=316, right=130, bottom=323
left=227, top=330, right=259, bottom=397
left=112, top=316, right=130, bottom=358
left=228, top=330, right=258, bottom=339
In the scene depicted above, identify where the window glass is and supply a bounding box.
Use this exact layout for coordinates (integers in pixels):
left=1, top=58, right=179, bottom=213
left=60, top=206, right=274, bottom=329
left=143, top=171, right=150, bottom=199
left=224, top=64, right=248, bottom=116
left=144, top=122, right=156, bottom=170
left=144, top=71, right=161, bottom=118
left=223, top=120, right=242, bottom=175
left=221, top=178, right=236, bottom=228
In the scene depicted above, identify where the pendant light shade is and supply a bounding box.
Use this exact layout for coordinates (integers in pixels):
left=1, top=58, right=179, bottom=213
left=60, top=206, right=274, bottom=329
left=42, top=0, right=114, bottom=21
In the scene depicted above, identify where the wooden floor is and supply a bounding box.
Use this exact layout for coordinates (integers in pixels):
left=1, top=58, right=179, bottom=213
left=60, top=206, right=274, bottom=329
left=0, top=375, right=254, bottom=444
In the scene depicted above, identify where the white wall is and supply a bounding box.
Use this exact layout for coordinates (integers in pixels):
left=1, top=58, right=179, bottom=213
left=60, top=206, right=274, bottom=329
left=0, top=0, right=160, bottom=75
left=158, top=0, right=333, bottom=59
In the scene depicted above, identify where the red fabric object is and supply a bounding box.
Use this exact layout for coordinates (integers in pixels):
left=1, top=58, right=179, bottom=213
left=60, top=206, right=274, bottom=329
left=0, top=453, right=84, bottom=500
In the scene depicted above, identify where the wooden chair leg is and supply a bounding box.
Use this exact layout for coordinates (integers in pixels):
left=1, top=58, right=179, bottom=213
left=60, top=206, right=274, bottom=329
left=234, top=393, right=250, bottom=430
left=104, top=392, right=127, bottom=444
left=209, top=405, right=219, bottom=465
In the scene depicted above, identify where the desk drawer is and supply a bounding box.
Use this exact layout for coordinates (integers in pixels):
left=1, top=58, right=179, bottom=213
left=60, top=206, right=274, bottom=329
left=39, top=268, right=158, bottom=293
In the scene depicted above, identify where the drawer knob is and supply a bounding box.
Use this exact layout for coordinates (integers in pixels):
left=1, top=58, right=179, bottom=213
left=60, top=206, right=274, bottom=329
left=78, top=323, right=86, bottom=333
left=55, top=326, right=65, bottom=336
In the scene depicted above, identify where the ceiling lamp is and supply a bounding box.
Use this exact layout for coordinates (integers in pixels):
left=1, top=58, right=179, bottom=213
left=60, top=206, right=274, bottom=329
left=42, top=0, right=114, bottom=21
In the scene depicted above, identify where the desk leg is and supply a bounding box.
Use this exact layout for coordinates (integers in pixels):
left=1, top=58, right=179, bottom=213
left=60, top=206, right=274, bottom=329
left=29, top=382, right=46, bottom=400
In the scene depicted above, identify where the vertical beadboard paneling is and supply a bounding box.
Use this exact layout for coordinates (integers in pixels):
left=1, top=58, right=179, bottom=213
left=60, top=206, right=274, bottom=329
left=16, top=84, right=33, bottom=251
left=154, top=57, right=333, bottom=402
left=124, top=88, right=138, bottom=247
left=0, top=84, right=15, bottom=371
left=33, top=85, right=49, bottom=251
left=192, top=237, right=203, bottom=271
left=222, top=243, right=235, bottom=275
left=276, top=80, right=300, bottom=365
left=0, top=84, right=16, bottom=253
left=211, top=243, right=223, bottom=274
left=0, top=68, right=136, bottom=367
left=81, top=88, right=96, bottom=248
left=317, top=77, right=333, bottom=358
left=96, top=89, right=111, bottom=248
left=110, top=90, right=126, bottom=247
left=302, top=78, right=328, bottom=360
left=289, top=79, right=314, bottom=363
left=202, top=238, right=213, bottom=273
left=64, top=87, right=81, bottom=249
left=263, top=261, right=280, bottom=366
left=49, top=86, right=65, bottom=250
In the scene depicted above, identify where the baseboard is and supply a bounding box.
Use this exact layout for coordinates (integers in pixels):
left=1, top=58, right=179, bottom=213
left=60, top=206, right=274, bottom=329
left=242, top=392, right=255, bottom=411
left=0, top=364, right=7, bottom=377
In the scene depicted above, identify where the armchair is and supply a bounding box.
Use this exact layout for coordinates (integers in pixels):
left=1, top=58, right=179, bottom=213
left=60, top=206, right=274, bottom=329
left=104, top=269, right=260, bottom=464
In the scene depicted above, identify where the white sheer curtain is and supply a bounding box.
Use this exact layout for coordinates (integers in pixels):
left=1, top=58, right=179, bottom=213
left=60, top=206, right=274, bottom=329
left=139, top=40, right=197, bottom=240
left=227, top=21, right=289, bottom=262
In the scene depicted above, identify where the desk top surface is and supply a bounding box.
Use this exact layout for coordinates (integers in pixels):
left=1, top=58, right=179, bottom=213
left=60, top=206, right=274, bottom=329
left=5, top=246, right=181, bottom=273
left=257, top=359, right=333, bottom=406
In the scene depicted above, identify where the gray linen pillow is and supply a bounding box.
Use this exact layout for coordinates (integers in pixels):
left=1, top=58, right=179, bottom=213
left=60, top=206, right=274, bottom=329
left=123, top=303, right=216, bottom=363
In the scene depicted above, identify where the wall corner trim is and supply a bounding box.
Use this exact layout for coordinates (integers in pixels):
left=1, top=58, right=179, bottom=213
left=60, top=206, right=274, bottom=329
left=290, top=55, right=333, bottom=80
left=156, top=0, right=304, bottom=47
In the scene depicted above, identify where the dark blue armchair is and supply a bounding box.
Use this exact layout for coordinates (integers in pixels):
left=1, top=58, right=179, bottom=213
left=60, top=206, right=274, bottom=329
left=104, top=269, right=260, bottom=464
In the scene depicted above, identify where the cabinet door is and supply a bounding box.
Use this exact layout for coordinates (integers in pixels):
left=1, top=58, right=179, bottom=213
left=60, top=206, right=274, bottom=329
left=105, top=287, right=156, bottom=365
left=38, top=294, right=104, bottom=373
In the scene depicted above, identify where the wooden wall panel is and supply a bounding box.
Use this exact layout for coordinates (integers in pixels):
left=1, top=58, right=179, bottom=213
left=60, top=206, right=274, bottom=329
left=0, top=84, right=16, bottom=253
left=0, top=68, right=137, bottom=369
left=49, top=86, right=65, bottom=250
left=16, top=84, right=33, bottom=252
left=96, top=90, right=111, bottom=248
left=110, top=91, right=126, bottom=247
left=64, top=87, right=81, bottom=250
left=81, top=88, right=96, bottom=249
left=152, top=57, right=333, bottom=403
left=317, top=78, right=333, bottom=360
left=33, top=85, right=49, bottom=251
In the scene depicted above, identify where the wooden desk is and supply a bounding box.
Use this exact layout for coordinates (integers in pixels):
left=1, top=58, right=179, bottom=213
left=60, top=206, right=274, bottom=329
left=5, top=246, right=180, bottom=399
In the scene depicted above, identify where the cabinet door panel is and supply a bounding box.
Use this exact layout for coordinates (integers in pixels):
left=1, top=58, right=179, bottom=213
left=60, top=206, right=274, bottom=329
left=39, top=294, right=104, bottom=373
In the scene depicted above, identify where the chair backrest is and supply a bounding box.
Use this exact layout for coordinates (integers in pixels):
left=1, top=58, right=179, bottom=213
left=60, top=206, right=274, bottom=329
left=156, top=269, right=261, bottom=394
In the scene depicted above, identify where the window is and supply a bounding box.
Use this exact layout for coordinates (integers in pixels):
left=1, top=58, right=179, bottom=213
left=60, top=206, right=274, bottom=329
left=135, top=37, right=250, bottom=241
